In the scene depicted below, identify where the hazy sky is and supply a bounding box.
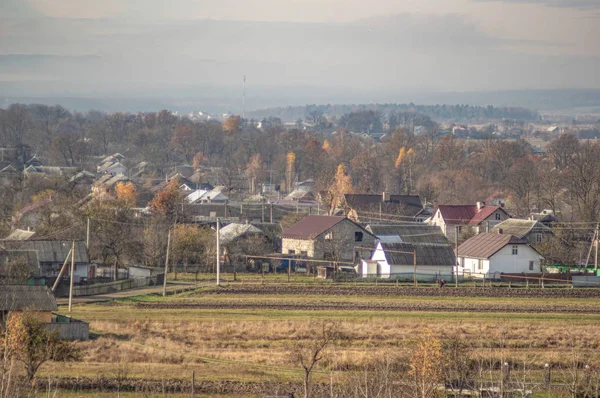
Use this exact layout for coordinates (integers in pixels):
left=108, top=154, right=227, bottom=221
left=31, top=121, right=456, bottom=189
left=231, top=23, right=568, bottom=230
left=2, top=0, right=600, bottom=105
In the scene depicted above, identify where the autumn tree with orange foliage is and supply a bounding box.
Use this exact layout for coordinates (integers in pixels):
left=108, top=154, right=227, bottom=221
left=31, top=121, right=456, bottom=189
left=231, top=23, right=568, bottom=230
left=326, top=164, right=353, bottom=215
left=285, top=152, right=296, bottom=193
left=149, top=179, right=184, bottom=222
left=114, top=181, right=137, bottom=207
left=245, top=153, right=265, bottom=194
left=1, top=312, right=81, bottom=383
left=192, top=151, right=207, bottom=170
left=408, top=330, right=444, bottom=398
left=222, top=115, right=242, bottom=133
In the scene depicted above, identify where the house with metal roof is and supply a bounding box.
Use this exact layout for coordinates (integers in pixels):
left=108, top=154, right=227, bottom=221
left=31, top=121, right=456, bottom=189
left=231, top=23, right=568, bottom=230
left=366, top=224, right=449, bottom=245
left=361, top=230, right=455, bottom=280
left=0, top=285, right=58, bottom=324
left=0, top=240, right=89, bottom=281
left=430, top=201, right=510, bottom=242
left=281, top=215, right=376, bottom=262
left=457, top=231, right=543, bottom=279
left=489, top=219, right=553, bottom=245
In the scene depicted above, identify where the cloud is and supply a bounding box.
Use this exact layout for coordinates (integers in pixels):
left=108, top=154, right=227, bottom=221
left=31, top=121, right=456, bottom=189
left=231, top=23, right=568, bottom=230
left=474, top=0, right=600, bottom=9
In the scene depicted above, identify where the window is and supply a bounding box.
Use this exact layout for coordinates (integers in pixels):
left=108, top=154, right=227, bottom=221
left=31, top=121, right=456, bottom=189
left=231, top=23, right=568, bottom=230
left=512, top=246, right=518, bottom=255
left=300, top=251, right=307, bottom=256
left=477, top=259, right=483, bottom=270
left=355, top=232, right=363, bottom=242
left=459, top=257, right=464, bottom=267
left=536, top=233, right=543, bottom=243
left=288, top=250, right=296, bottom=254
left=529, top=261, right=534, bottom=271
left=457, top=226, right=462, bottom=233
left=324, top=231, right=333, bottom=241
left=495, top=212, right=502, bottom=221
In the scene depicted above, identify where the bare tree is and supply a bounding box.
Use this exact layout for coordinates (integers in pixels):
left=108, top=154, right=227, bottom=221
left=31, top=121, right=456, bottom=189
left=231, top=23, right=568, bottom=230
left=292, top=320, right=341, bottom=398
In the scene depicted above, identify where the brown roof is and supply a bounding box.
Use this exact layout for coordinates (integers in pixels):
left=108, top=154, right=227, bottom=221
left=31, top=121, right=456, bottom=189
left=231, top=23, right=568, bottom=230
left=0, top=285, right=57, bottom=311
left=469, top=206, right=505, bottom=225
left=282, top=215, right=346, bottom=240
left=457, top=232, right=528, bottom=259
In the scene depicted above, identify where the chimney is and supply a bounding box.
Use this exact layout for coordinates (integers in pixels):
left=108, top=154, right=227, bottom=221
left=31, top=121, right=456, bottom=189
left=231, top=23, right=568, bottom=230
left=498, top=228, right=503, bottom=234
left=382, top=192, right=390, bottom=202
left=476, top=201, right=485, bottom=210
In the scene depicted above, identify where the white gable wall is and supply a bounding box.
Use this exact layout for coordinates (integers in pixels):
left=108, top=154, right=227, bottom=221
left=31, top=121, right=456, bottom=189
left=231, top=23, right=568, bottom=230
left=460, top=244, right=542, bottom=279
left=371, top=242, right=391, bottom=278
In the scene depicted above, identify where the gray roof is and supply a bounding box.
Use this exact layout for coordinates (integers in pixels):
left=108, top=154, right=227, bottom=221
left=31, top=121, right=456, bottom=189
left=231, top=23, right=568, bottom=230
left=0, top=250, right=40, bottom=277
left=219, top=223, right=263, bottom=245
left=378, top=242, right=456, bottom=266
left=0, top=285, right=57, bottom=311
left=0, top=241, right=88, bottom=264
left=3, top=229, right=37, bottom=241
left=367, top=224, right=449, bottom=245
left=490, top=219, right=553, bottom=239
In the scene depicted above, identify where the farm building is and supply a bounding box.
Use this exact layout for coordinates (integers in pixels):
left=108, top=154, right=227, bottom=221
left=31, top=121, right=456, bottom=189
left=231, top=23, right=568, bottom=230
left=360, top=241, right=456, bottom=280
left=457, top=232, right=544, bottom=279
left=0, top=285, right=57, bottom=324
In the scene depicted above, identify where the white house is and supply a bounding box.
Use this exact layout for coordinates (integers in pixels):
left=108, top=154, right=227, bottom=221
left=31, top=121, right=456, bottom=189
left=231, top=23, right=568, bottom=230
left=430, top=202, right=510, bottom=241
left=457, top=232, right=544, bottom=279
left=361, top=241, right=456, bottom=280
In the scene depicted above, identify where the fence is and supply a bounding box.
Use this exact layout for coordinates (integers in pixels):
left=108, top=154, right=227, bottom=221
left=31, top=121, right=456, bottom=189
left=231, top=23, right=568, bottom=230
left=55, top=274, right=164, bottom=297
left=47, top=314, right=89, bottom=340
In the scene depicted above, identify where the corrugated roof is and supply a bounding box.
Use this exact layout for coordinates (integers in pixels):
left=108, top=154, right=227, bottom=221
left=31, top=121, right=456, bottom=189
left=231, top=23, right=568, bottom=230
left=219, top=223, right=263, bottom=245
left=3, top=229, right=36, bottom=241
left=367, top=224, right=449, bottom=245
left=0, top=285, right=57, bottom=311
left=457, top=232, right=527, bottom=259
left=282, top=215, right=347, bottom=240
left=377, top=242, right=456, bottom=266
left=0, top=241, right=88, bottom=263
left=344, top=194, right=423, bottom=217
left=490, top=219, right=552, bottom=238
left=0, top=250, right=40, bottom=277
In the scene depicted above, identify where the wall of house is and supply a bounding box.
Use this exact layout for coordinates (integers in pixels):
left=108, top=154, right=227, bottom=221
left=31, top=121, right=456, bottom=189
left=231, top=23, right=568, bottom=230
left=389, top=265, right=454, bottom=280
left=281, top=238, right=315, bottom=257
left=487, top=245, right=542, bottom=278
left=314, top=219, right=375, bottom=262
left=460, top=257, right=490, bottom=277
left=371, top=244, right=391, bottom=278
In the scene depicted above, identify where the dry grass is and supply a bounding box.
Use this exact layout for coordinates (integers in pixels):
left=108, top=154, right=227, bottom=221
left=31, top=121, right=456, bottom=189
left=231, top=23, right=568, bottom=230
left=44, top=291, right=600, bottom=388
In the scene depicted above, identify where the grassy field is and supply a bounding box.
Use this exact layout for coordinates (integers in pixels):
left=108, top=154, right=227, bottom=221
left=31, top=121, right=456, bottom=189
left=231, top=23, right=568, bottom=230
left=41, top=285, right=600, bottom=396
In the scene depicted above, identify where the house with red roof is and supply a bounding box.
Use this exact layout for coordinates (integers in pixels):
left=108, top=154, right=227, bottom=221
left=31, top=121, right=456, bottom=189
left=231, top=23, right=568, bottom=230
left=430, top=201, right=510, bottom=242
left=457, top=231, right=543, bottom=279
left=281, top=215, right=376, bottom=263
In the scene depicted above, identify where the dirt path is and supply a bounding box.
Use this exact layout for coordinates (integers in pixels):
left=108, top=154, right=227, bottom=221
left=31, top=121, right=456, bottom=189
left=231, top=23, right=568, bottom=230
left=56, top=283, right=199, bottom=305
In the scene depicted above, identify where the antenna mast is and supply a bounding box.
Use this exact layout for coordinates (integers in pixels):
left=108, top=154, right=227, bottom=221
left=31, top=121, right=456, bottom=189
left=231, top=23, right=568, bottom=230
left=243, top=75, right=246, bottom=119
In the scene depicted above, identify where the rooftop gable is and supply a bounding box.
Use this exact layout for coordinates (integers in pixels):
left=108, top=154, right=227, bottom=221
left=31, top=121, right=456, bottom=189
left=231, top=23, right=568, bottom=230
left=458, top=232, right=528, bottom=259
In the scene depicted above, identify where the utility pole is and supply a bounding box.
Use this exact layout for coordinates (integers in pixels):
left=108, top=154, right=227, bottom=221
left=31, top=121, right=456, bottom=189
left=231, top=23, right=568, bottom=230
left=413, top=250, right=417, bottom=287
left=51, top=248, right=73, bottom=292
left=270, top=204, right=273, bottom=223
left=455, top=225, right=459, bottom=287
left=163, top=229, right=171, bottom=297
left=216, top=218, right=221, bottom=286
left=86, top=217, right=90, bottom=249
left=594, top=224, right=599, bottom=273
left=68, top=241, right=75, bottom=312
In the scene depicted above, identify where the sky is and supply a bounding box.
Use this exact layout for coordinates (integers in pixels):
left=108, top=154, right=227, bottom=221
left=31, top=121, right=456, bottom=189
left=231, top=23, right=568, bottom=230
left=1, top=0, right=600, bottom=110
